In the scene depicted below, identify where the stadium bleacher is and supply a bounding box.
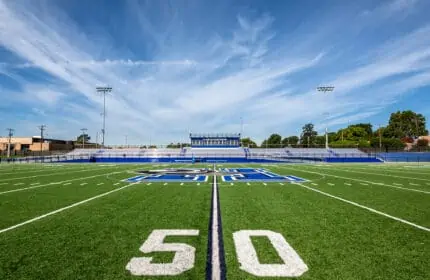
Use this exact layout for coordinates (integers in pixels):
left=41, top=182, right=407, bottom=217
left=62, top=147, right=376, bottom=163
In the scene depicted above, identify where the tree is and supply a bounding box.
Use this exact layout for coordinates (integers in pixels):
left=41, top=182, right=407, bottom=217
left=353, top=123, right=373, bottom=136
left=282, top=136, right=299, bottom=147
left=384, top=110, right=427, bottom=138
left=241, top=137, right=258, bottom=148
left=342, top=126, right=368, bottom=141
left=300, top=123, right=317, bottom=146
left=417, top=139, right=429, bottom=147
left=314, top=135, right=326, bottom=146
left=266, top=134, right=282, bottom=148
left=77, top=134, right=91, bottom=143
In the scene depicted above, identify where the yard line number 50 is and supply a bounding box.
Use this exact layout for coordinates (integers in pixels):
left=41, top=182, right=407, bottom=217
left=126, top=229, right=308, bottom=277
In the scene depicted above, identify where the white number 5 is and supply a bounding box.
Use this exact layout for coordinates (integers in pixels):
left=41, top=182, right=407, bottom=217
left=126, top=229, right=199, bottom=276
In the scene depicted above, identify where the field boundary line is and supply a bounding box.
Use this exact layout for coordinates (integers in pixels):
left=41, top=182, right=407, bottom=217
left=294, top=183, right=430, bottom=232
left=0, top=171, right=123, bottom=195
left=340, top=166, right=430, bottom=176
left=0, top=166, right=120, bottom=182
left=0, top=165, right=91, bottom=176
left=281, top=166, right=430, bottom=194
left=0, top=182, right=138, bottom=234
left=306, top=165, right=430, bottom=182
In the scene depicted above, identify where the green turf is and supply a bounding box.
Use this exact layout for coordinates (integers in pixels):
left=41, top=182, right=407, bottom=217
left=0, top=162, right=429, bottom=279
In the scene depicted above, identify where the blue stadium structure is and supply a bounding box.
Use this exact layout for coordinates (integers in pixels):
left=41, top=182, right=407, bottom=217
left=47, top=133, right=385, bottom=163
left=190, top=133, right=241, bottom=148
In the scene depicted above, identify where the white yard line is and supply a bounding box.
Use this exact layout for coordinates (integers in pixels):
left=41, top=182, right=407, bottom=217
left=80, top=183, right=88, bottom=186
left=281, top=167, right=430, bottom=194
left=13, top=183, right=24, bottom=186
left=114, top=183, right=120, bottom=186
left=295, top=183, right=430, bottom=232
left=97, top=183, right=104, bottom=186
left=0, top=171, right=122, bottom=195
left=409, top=183, right=419, bottom=186
left=328, top=183, right=335, bottom=186
left=279, top=183, right=284, bottom=185
left=311, top=183, right=318, bottom=186
left=0, top=183, right=138, bottom=234
left=30, top=182, right=40, bottom=186
left=211, top=172, right=221, bottom=280
left=360, top=183, right=369, bottom=186
left=63, top=183, right=72, bottom=186
left=345, top=183, right=352, bottom=186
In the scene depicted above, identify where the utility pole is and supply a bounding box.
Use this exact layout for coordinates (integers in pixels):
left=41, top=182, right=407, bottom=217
left=125, top=135, right=128, bottom=147
left=81, top=128, right=87, bottom=149
left=317, top=86, right=335, bottom=149
left=6, top=128, right=14, bottom=158
left=95, top=131, right=99, bottom=149
left=38, top=125, right=46, bottom=154
left=96, top=86, right=112, bottom=147
left=378, top=124, right=383, bottom=152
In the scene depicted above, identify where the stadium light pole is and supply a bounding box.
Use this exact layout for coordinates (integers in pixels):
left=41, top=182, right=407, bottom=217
left=6, top=128, right=14, bottom=158
left=317, top=86, right=335, bottom=149
left=96, top=86, right=112, bottom=147
left=38, top=125, right=46, bottom=154
left=81, top=128, right=87, bottom=149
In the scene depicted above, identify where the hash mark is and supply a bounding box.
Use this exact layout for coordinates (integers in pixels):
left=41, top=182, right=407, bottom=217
left=63, top=182, right=72, bottom=186
left=14, top=183, right=24, bottom=186
left=164, top=183, right=167, bottom=186
left=114, top=183, right=120, bottom=186
left=393, top=183, right=403, bottom=186
left=247, top=183, right=250, bottom=186
left=80, top=183, right=87, bottom=186
left=263, top=183, right=267, bottom=186
left=30, top=182, right=40, bottom=186
left=180, top=183, right=184, bottom=186
left=97, top=183, right=104, bottom=186
left=311, top=183, right=318, bottom=186
left=345, top=183, right=352, bottom=186
left=328, top=183, right=335, bottom=186
left=409, top=183, right=419, bottom=186
left=360, top=183, right=369, bottom=186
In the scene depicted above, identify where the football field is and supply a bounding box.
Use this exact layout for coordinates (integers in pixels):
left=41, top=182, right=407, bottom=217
left=0, top=163, right=429, bottom=279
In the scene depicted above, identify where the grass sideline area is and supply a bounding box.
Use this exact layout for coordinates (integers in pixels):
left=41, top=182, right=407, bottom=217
left=0, top=163, right=429, bottom=279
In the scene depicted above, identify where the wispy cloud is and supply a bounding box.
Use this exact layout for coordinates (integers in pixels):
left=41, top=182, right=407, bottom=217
left=0, top=0, right=429, bottom=144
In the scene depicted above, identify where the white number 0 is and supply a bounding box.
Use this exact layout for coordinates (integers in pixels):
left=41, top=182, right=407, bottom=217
left=126, top=229, right=199, bottom=276
left=233, top=230, right=308, bottom=277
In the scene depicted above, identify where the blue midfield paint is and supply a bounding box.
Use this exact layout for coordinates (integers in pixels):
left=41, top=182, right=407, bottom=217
left=125, top=174, right=208, bottom=183
left=221, top=168, right=306, bottom=182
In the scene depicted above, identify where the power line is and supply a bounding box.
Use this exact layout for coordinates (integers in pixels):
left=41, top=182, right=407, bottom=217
left=96, top=86, right=112, bottom=147
left=6, top=128, right=14, bottom=158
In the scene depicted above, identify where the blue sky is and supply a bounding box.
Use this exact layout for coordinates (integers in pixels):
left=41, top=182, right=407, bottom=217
left=1, top=0, right=430, bottom=145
